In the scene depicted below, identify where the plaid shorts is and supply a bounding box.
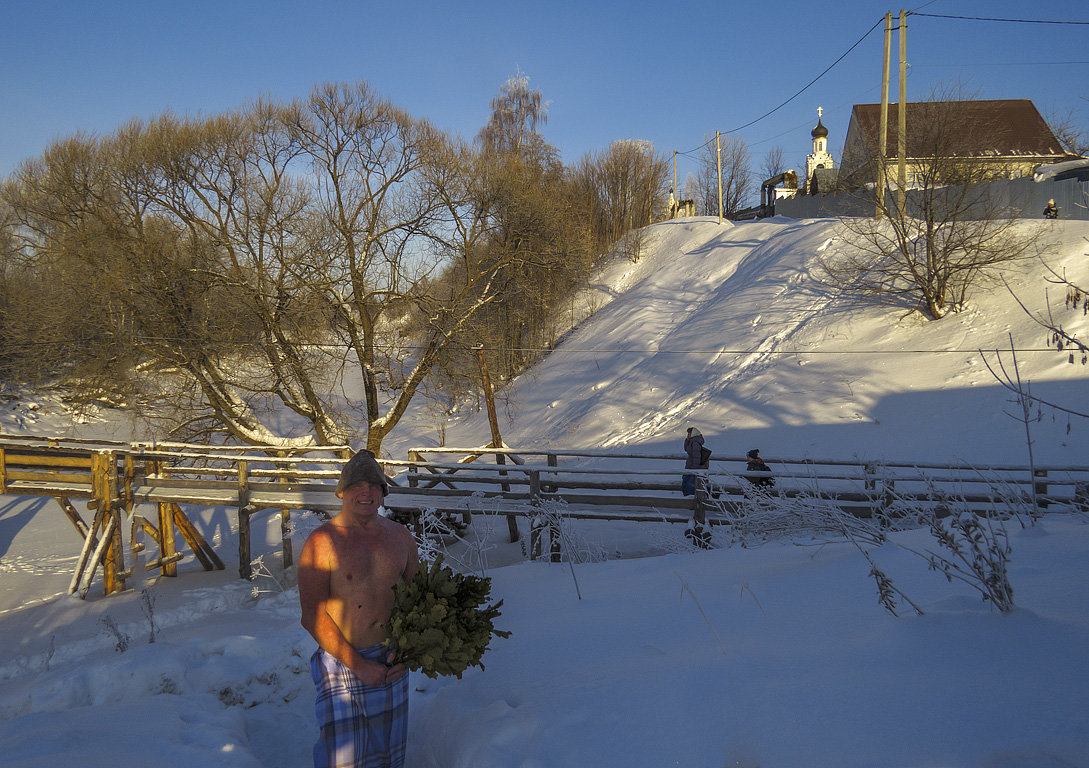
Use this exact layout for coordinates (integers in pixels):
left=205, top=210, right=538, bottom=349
left=311, top=645, right=409, bottom=768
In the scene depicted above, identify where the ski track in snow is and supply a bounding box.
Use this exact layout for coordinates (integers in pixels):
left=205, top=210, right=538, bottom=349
left=606, top=219, right=845, bottom=446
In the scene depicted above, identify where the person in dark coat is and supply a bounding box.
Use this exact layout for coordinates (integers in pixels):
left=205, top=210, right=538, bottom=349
left=744, top=448, right=774, bottom=488
left=682, top=427, right=708, bottom=496
left=1044, top=199, right=1059, bottom=219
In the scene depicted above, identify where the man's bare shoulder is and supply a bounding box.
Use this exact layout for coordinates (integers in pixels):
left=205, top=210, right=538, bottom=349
left=377, top=514, right=413, bottom=537
left=304, top=520, right=339, bottom=542
left=300, top=521, right=338, bottom=559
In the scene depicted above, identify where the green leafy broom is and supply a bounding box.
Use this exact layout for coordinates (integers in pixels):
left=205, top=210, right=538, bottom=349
left=383, top=554, right=511, bottom=679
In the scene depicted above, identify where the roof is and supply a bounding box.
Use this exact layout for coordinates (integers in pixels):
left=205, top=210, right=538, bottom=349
left=1034, top=157, right=1089, bottom=182
left=848, top=99, right=1063, bottom=158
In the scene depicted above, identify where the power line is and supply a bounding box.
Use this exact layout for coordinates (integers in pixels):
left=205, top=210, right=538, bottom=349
left=910, top=12, right=1089, bottom=25
left=677, top=11, right=1089, bottom=164
left=723, top=16, right=886, bottom=135
left=0, top=335, right=1066, bottom=357
left=677, top=15, right=885, bottom=158
left=912, top=61, right=1089, bottom=68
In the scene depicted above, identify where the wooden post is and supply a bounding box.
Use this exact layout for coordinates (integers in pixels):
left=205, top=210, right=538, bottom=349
left=173, top=503, right=224, bottom=571
left=672, top=150, right=677, bottom=218
left=864, top=462, right=889, bottom=517
left=153, top=458, right=178, bottom=577
left=77, top=515, right=116, bottom=599
left=69, top=514, right=102, bottom=595
left=0, top=447, right=7, bottom=495
left=238, top=460, right=252, bottom=579
left=55, top=496, right=91, bottom=540
left=408, top=450, right=420, bottom=488
left=1033, top=469, right=1050, bottom=510
left=544, top=453, right=558, bottom=493
left=716, top=130, right=723, bottom=224
left=876, top=11, right=891, bottom=219
left=529, top=468, right=541, bottom=501
left=108, top=452, right=126, bottom=594
left=93, top=452, right=126, bottom=596
left=122, top=454, right=135, bottom=515
left=694, top=474, right=708, bottom=526
left=280, top=458, right=294, bottom=568
left=896, top=8, right=907, bottom=219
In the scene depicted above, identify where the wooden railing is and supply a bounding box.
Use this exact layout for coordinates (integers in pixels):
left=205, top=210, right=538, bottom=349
left=404, top=446, right=1089, bottom=518
left=2, top=434, right=1087, bottom=597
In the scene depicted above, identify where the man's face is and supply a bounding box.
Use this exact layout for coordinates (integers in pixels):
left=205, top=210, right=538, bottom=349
left=339, top=480, right=383, bottom=517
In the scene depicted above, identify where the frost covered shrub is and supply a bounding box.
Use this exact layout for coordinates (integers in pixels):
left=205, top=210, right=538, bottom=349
left=919, top=510, right=1015, bottom=612
left=709, top=478, right=1018, bottom=615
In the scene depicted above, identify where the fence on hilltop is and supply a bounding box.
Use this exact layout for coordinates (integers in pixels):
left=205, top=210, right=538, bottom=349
left=768, top=175, right=1089, bottom=221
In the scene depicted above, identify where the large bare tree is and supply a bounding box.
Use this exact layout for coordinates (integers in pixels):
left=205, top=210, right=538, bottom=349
left=1, top=83, right=517, bottom=453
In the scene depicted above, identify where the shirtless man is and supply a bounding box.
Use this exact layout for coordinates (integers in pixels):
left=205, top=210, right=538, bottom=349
left=299, top=450, right=419, bottom=768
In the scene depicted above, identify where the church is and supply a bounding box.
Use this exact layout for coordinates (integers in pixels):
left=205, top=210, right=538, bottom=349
left=804, top=107, right=838, bottom=195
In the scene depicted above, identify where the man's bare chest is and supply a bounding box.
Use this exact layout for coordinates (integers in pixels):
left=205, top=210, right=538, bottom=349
left=329, top=533, right=405, bottom=593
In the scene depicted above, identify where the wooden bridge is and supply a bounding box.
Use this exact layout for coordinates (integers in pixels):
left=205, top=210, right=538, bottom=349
left=2, top=434, right=1086, bottom=598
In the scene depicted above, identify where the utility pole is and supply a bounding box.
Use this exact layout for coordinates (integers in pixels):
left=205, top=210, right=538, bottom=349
left=716, top=130, right=723, bottom=224
left=673, top=150, right=677, bottom=204
left=877, top=11, right=892, bottom=219
left=897, top=8, right=907, bottom=219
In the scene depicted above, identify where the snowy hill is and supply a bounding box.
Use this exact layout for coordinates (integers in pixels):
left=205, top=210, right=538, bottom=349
left=417, top=216, right=1089, bottom=467
left=2, top=217, right=1089, bottom=768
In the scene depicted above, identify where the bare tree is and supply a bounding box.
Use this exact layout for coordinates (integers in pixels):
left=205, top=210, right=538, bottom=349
left=1047, top=104, right=1089, bottom=158
left=0, top=74, right=604, bottom=452
left=823, top=94, right=1043, bottom=320
left=984, top=253, right=1089, bottom=421
left=686, top=133, right=751, bottom=217
left=759, top=145, right=786, bottom=182
left=1, top=83, right=520, bottom=453
left=572, top=139, right=669, bottom=252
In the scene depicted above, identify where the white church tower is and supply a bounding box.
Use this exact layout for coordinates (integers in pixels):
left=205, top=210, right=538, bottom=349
left=805, top=107, right=835, bottom=194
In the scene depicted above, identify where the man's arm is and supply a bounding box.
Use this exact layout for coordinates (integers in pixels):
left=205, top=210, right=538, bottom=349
left=298, top=529, right=397, bottom=687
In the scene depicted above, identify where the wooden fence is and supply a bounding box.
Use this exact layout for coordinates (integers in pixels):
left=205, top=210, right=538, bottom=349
left=2, top=434, right=1087, bottom=598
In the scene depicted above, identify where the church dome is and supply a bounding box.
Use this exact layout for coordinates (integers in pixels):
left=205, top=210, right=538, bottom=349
left=811, top=119, right=828, bottom=139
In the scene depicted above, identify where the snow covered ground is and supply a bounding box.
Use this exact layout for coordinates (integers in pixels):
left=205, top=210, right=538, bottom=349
left=2, top=216, right=1088, bottom=767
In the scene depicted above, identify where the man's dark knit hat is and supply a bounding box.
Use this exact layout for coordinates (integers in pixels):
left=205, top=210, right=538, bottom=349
left=336, top=450, right=389, bottom=497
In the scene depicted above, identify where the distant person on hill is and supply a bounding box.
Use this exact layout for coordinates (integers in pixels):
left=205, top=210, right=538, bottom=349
left=744, top=448, right=774, bottom=488
left=1044, top=199, right=1059, bottom=219
left=668, top=188, right=678, bottom=219
left=682, top=427, right=711, bottom=496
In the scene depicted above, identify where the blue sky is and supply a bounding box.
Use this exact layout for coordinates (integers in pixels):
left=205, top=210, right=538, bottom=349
left=2, top=0, right=1087, bottom=184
